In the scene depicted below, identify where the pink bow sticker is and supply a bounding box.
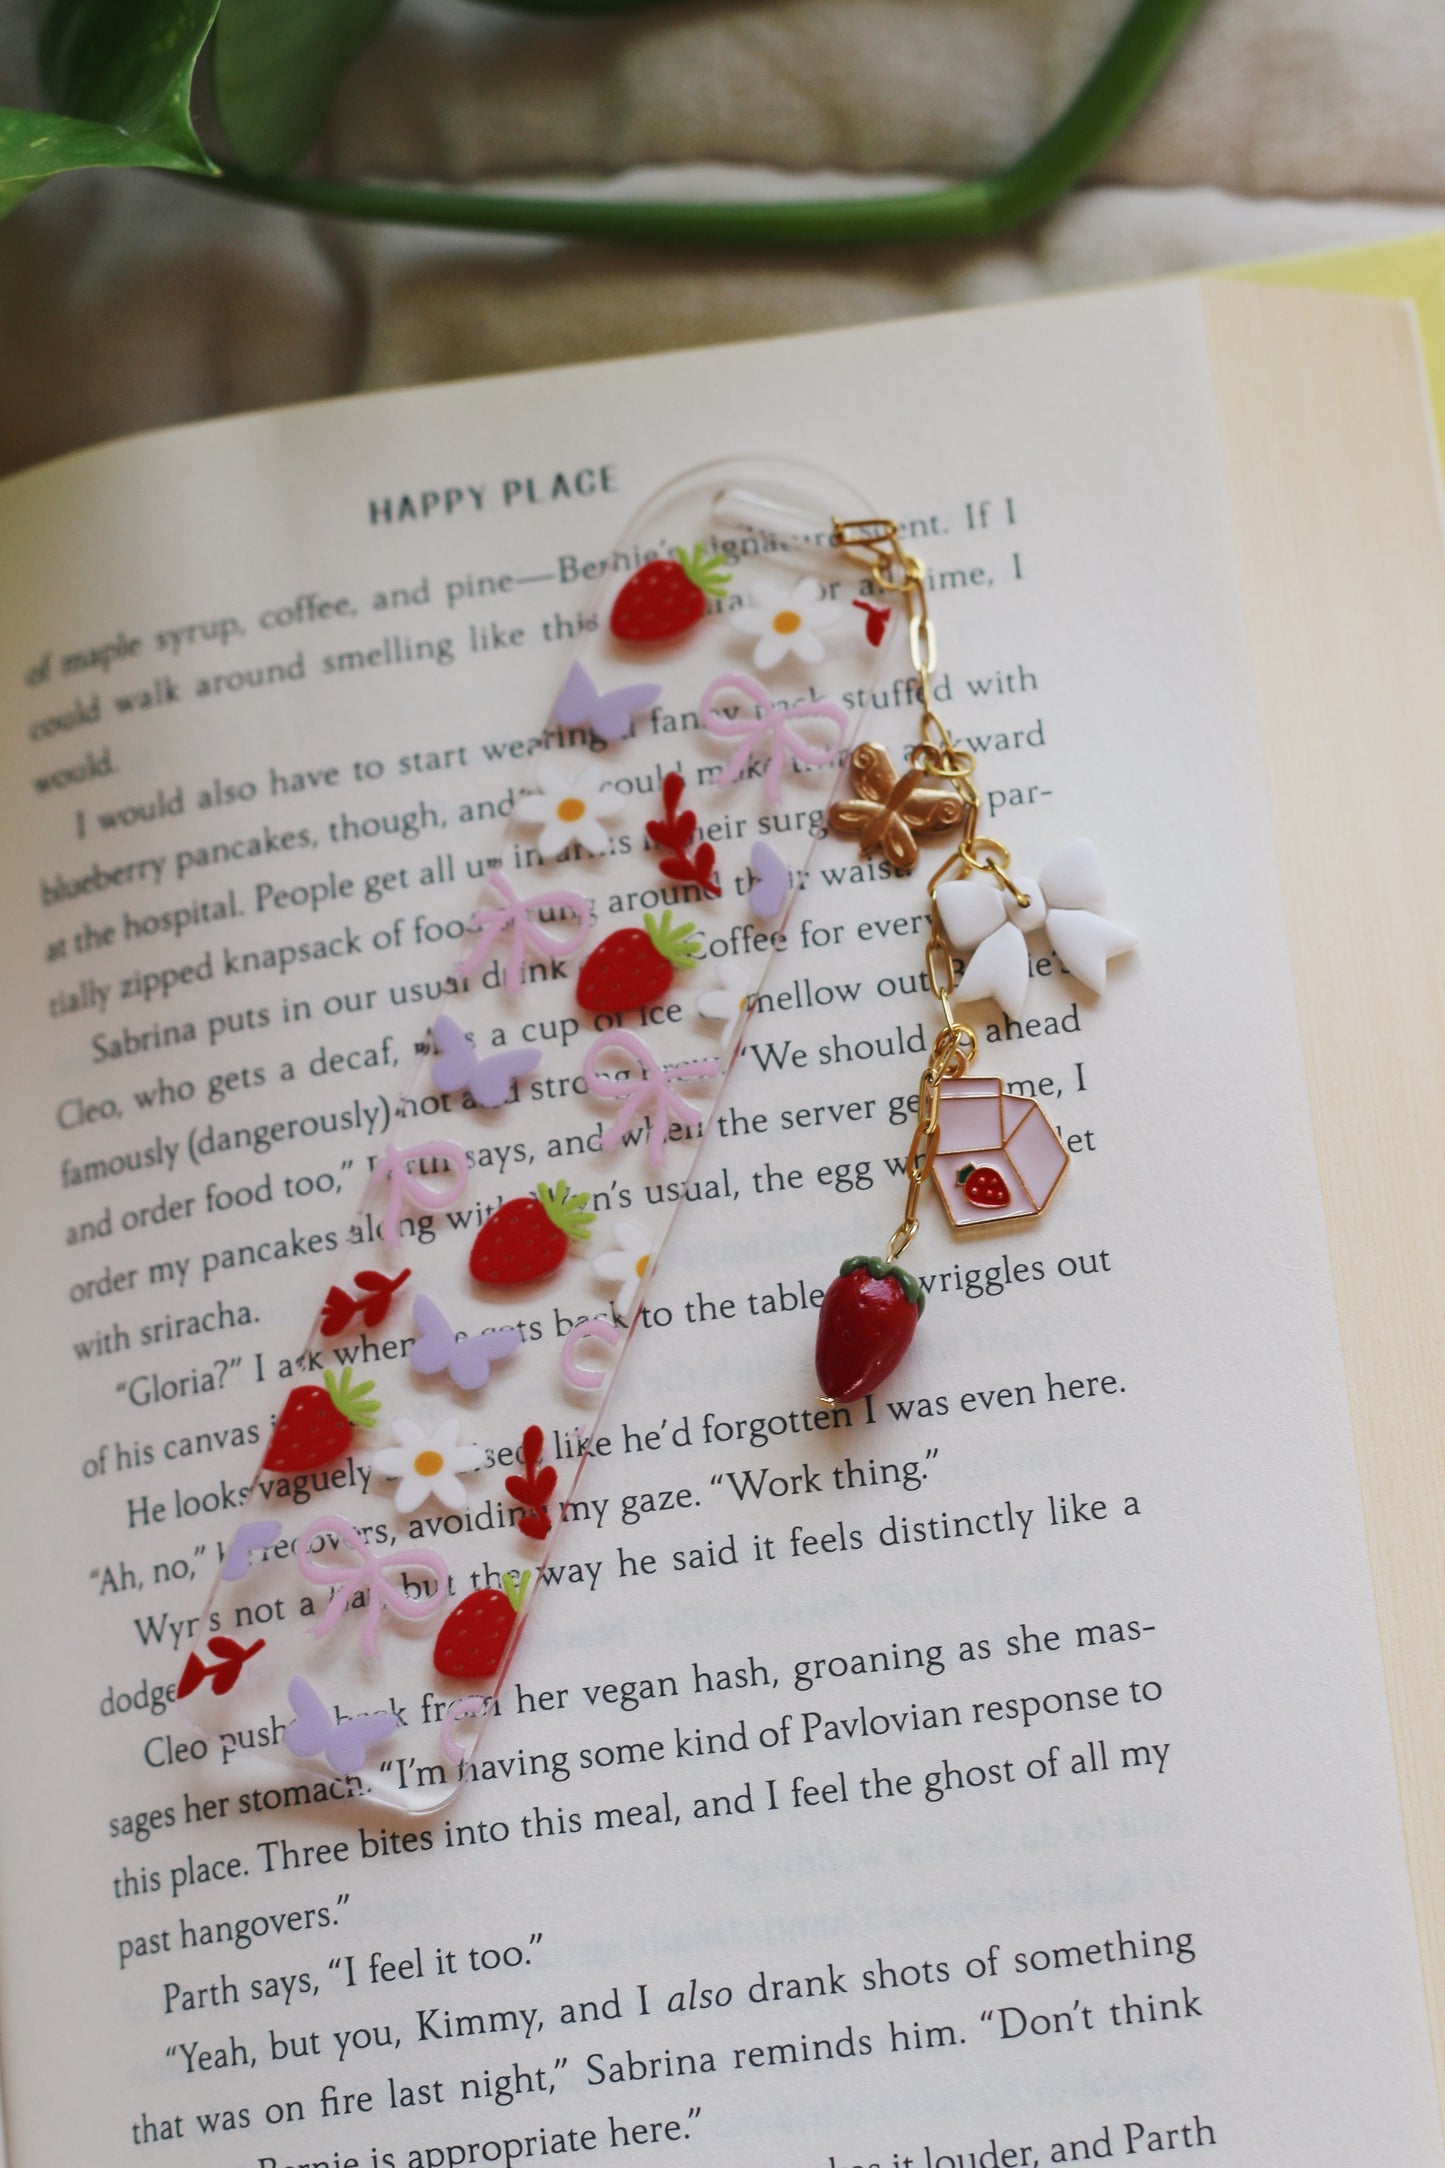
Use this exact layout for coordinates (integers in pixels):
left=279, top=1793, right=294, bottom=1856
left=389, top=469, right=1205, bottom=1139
left=458, top=872, right=592, bottom=995
left=700, top=672, right=846, bottom=806
left=367, top=1139, right=470, bottom=1246
left=298, top=1514, right=449, bottom=1659
left=582, top=1029, right=719, bottom=1172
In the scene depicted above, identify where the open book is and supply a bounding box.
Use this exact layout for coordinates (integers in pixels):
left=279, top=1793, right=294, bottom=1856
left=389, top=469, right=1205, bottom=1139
left=1, top=268, right=1443, bottom=2165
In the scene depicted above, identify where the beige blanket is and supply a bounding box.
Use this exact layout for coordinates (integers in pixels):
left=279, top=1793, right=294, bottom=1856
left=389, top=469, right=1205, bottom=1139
left=2, top=0, right=1443, bottom=478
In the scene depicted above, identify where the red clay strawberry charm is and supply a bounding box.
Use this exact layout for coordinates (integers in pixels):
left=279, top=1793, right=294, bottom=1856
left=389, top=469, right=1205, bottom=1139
left=957, top=1162, right=1011, bottom=1210
left=263, top=1367, right=380, bottom=1473
left=610, top=545, right=731, bottom=644
left=470, top=1180, right=594, bottom=1287
left=576, top=909, right=701, bottom=1015
left=815, top=1255, right=925, bottom=1406
left=433, top=1570, right=531, bottom=1680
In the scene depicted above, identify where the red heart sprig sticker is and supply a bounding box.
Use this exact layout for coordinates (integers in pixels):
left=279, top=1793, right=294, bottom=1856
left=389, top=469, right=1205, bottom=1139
left=320, top=1267, right=411, bottom=1337
left=177, top=1634, right=266, bottom=1700
left=505, top=1423, right=558, bottom=1541
left=646, top=770, right=720, bottom=896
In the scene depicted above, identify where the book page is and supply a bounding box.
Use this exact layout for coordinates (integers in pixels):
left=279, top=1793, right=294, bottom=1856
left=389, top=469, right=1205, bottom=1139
left=0, top=283, right=1438, bottom=2166
left=1202, top=275, right=1445, bottom=2078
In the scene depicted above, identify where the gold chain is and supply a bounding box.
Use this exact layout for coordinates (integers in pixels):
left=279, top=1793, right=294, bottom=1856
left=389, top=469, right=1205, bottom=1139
left=883, top=1021, right=974, bottom=1262
left=831, top=516, right=1032, bottom=1263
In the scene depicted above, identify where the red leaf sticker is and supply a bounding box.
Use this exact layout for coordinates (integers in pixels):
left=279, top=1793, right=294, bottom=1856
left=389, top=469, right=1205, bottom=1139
left=320, top=1268, right=411, bottom=1337
left=177, top=1635, right=266, bottom=1699
left=646, top=770, right=721, bottom=896
left=504, top=1424, right=557, bottom=1542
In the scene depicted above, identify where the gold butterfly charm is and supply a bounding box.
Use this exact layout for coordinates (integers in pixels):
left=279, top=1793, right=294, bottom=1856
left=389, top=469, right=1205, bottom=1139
left=827, top=742, right=966, bottom=871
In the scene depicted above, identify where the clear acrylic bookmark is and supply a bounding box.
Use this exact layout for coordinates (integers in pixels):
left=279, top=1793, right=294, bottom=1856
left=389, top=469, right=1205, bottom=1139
left=182, top=455, right=893, bottom=1811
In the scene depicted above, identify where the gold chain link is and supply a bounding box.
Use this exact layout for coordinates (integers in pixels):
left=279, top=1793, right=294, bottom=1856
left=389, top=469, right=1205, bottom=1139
left=831, top=515, right=1025, bottom=1263
left=832, top=519, right=973, bottom=785
left=884, top=1023, right=975, bottom=1262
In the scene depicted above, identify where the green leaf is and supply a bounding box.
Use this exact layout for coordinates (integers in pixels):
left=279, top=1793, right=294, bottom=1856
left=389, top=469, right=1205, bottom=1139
left=0, top=100, right=213, bottom=216
left=214, top=0, right=396, bottom=176
left=0, top=0, right=219, bottom=220
left=38, top=0, right=221, bottom=165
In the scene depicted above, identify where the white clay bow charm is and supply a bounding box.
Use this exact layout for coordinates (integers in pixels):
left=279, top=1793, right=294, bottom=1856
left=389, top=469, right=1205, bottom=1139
left=935, top=838, right=1137, bottom=1022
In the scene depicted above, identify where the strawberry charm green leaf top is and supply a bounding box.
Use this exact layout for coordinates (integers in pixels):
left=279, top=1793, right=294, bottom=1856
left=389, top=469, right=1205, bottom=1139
left=264, top=1366, right=381, bottom=1473
left=609, top=545, right=732, bottom=644
left=470, top=1180, right=595, bottom=1287
left=576, top=910, right=701, bottom=1015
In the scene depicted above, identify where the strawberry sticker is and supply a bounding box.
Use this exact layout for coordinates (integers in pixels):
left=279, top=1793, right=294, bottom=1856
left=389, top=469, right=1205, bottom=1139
left=320, top=1268, right=411, bottom=1337
left=957, top=1163, right=1011, bottom=1210
left=263, top=1367, right=380, bottom=1474
left=576, top=910, right=702, bottom=1015
left=433, top=1572, right=532, bottom=1680
left=469, top=1181, right=594, bottom=1288
left=814, top=1256, right=926, bottom=1406
left=505, top=1424, right=558, bottom=1541
left=609, top=545, right=731, bottom=644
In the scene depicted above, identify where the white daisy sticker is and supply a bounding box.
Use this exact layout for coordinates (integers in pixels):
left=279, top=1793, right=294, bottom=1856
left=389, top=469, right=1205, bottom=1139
left=373, top=1416, right=484, bottom=1513
left=594, top=1219, right=652, bottom=1318
left=514, top=755, right=622, bottom=860
left=696, top=958, right=750, bottom=1042
left=734, top=575, right=842, bottom=672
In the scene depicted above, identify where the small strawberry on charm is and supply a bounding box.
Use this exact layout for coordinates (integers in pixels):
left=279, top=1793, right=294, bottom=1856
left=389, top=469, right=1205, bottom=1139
left=815, top=1256, right=925, bottom=1406
left=957, top=1162, right=1011, bottom=1210
left=610, top=546, right=731, bottom=644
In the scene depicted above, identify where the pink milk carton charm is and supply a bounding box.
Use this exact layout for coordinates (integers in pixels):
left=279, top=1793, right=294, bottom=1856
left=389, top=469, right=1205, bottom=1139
left=930, top=1074, right=1068, bottom=1229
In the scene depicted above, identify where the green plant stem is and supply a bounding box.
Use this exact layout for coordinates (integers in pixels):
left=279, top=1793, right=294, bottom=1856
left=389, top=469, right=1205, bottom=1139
left=195, top=0, right=1210, bottom=247
left=480, top=0, right=679, bottom=12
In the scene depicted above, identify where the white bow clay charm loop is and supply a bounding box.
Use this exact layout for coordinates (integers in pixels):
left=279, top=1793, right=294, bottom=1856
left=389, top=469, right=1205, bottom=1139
left=936, top=838, right=1138, bottom=1022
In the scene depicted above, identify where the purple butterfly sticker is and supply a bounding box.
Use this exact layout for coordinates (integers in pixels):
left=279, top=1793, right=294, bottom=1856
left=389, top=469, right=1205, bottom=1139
left=221, top=1519, right=283, bottom=1583
left=748, top=840, right=791, bottom=920
left=410, top=1294, right=522, bottom=1392
left=284, top=1676, right=399, bottom=1777
left=431, top=1017, right=541, bottom=1108
left=552, top=661, right=662, bottom=745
